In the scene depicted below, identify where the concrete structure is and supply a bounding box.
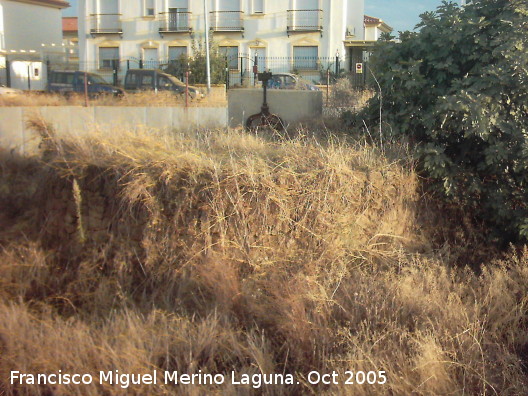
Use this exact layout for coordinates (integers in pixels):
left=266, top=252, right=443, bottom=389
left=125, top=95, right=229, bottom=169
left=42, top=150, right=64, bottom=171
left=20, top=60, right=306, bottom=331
left=228, top=89, right=322, bottom=127
left=78, top=0, right=365, bottom=78
left=0, top=0, right=70, bottom=87
left=0, top=105, right=229, bottom=154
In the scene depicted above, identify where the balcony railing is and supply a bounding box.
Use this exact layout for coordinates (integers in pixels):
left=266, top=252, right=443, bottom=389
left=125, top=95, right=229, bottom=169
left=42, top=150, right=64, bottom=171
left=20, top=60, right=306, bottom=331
left=287, top=9, right=323, bottom=35
left=210, top=11, right=244, bottom=32
left=159, top=11, right=192, bottom=34
left=90, top=14, right=122, bottom=35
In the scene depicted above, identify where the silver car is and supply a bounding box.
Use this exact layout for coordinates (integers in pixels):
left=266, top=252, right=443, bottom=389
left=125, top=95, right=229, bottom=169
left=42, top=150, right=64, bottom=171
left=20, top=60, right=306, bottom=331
left=266, top=73, right=320, bottom=91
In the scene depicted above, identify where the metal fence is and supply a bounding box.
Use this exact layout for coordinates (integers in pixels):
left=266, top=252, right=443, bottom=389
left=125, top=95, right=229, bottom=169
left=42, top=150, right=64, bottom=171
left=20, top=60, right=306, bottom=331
left=45, top=53, right=370, bottom=90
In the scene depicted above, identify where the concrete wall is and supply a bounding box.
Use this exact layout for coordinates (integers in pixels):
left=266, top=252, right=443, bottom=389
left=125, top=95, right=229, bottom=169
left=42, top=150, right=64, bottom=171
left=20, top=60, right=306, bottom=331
left=0, top=106, right=228, bottom=154
left=227, top=89, right=322, bottom=127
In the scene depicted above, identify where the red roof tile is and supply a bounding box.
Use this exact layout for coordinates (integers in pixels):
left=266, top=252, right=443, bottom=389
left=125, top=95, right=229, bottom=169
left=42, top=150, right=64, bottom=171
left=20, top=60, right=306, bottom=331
left=62, top=17, right=78, bottom=32
left=364, top=15, right=382, bottom=25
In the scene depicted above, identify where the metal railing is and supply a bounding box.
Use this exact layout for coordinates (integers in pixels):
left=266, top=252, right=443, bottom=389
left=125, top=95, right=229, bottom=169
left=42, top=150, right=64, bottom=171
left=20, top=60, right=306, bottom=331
left=287, top=9, right=323, bottom=33
left=159, top=11, right=192, bottom=33
left=90, top=14, right=122, bottom=35
left=210, top=11, right=244, bottom=32
left=46, top=54, right=371, bottom=89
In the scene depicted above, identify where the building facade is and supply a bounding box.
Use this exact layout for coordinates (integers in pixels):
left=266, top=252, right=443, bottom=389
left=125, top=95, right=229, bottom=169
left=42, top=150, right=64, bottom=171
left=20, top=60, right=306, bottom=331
left=78, top=0, right=365, bottom=84
left=364, top=15, right=392, bottom=41
left=0, top=0, right=69, bottom=88
left=0, top=0, right=69, bottom=52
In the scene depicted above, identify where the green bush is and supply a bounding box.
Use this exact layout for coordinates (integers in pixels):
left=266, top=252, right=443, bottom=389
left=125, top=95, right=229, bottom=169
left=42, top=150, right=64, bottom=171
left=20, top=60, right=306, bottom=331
left=352, top=0, right=528, bottom=243
left=164, top=38, right=229, bottom=85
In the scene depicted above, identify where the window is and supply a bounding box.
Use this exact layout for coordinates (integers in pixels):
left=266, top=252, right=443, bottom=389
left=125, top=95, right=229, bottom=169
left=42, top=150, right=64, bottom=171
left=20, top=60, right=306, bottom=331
left=125, top=72, right=138, bottom=89
left=51, top=72, right=74, bottom=84
left=219, top=46, right=239, bottom=70
left=167, top=7, right=189, bottom=30
left=143, top=48, right=159, bottom=68
left=158, top=75, right=174, bottom=91
left=144, top=0, right=155, bottom=17
left=140, top=74, right=154, bottom=89
left=99, top=47, right=119, bottom=69
left=293, top=46, right=318, bottom=70
left=168, top=46, right=188, bottom=62
left=252, top=0, right=264, bottom=14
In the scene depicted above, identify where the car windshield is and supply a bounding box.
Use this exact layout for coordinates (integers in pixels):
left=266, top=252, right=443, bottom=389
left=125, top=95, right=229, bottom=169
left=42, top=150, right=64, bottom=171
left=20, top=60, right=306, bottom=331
left=88, top=74, right=109, bottom=85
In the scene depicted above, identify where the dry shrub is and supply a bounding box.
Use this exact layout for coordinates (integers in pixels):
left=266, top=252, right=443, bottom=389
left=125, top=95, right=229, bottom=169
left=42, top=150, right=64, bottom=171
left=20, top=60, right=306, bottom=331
left=0, top=90, right=226, bottom=108
left=0, top=122, right=527, bottom=395
left=329, top=78, right=373, bottom=110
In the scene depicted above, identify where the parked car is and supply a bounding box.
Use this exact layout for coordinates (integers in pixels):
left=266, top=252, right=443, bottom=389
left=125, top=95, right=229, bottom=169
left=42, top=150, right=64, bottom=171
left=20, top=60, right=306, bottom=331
left=124, top=69, right=203, bottom=99
left=0, top=85, right=23, bottom=96
left=266, top=73, right=320, bottom=91
left=48, top=71, right=123, bottom=96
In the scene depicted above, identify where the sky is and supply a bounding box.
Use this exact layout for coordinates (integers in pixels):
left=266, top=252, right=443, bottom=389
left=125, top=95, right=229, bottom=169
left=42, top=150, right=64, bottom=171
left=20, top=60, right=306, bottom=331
left=364, top=0, right=463, bottom=33
left=62, top=0, right=463, bottom=34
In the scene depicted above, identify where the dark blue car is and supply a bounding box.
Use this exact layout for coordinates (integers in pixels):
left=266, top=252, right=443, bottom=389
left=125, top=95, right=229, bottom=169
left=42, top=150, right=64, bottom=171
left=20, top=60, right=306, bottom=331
left=48, top=71, right=123, bottom=96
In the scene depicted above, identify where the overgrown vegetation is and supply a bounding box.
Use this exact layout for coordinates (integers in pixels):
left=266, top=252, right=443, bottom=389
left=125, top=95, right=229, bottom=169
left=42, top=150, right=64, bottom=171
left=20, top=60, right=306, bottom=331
left=349, top=0, right=528, bottom=243
left=0, top=119, right=527, bottom=395
left=0, top=90, right=226, bottom=107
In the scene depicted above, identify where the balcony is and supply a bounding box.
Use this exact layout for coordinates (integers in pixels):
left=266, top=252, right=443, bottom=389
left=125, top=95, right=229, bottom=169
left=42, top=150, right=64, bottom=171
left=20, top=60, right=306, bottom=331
left=90, top=14, right=122, bottom=36
left=287, top=9, right=323, bottom=36
left=159, top=11, right=192, bottom=36
left=210, top=11, right=244, bottom=33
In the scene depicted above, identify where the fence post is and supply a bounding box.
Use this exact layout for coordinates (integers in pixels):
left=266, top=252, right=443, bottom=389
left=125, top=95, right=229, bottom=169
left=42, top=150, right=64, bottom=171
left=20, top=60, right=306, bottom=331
left=240, top=55, right=243, bottom=86
left=5, top=59, right=10, bottom=87
left=46, top=59, right=51, bottom=88
left=27, top=64, right=31, bottom=91
left=185, top=70, right=189, bottom=108
left=84, top=71, right=88, bottom=107
left=335, top=54, right=339, bottom=77
left=225, top=56, right=229, bottom=90
left=326, top=69, right=330, bottom=107
left=112, top=60, right=118, bottom=86
left=253, top=53, right=258, bottom=86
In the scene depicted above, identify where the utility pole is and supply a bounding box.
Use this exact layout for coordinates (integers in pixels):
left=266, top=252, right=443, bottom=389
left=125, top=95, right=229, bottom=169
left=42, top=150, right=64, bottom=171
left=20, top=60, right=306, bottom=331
left=204, top=0, right=211, bottom=93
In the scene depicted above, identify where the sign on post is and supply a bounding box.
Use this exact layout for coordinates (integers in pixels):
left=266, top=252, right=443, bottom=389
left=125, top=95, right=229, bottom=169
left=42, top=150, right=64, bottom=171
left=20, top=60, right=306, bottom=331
left=356, top=63, right=363, bottom=74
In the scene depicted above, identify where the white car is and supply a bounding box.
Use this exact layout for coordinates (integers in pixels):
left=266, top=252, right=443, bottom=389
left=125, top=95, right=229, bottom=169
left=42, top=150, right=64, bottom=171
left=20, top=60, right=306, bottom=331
left=0, top=85, right=23, bottom=95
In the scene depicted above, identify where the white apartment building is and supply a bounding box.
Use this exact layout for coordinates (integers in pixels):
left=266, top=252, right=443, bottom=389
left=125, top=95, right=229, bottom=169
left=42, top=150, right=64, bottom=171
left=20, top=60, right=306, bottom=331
left=0, top=0, right=69, bottom=88
left=0, top=0, right=69, bottom=52
left=364, top=15, right=392, bottom=41
left=78, top=0, right=366, bottom=83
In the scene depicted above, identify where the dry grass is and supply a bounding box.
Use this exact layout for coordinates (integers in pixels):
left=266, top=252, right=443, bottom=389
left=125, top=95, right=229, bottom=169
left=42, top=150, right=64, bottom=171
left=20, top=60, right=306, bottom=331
left=0, top=90, right=227, bottom=107
left=0, top=121, right=526, bottom=395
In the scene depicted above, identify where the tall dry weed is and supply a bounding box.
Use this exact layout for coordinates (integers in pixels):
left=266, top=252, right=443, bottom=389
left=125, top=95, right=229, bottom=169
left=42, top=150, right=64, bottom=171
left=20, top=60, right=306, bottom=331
left=0, top=123, right=526, bottom=395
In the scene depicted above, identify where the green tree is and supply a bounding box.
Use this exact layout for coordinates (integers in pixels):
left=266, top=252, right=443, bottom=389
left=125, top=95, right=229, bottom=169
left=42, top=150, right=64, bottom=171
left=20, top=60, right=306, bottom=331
left=351, top=0, right=528, bottom=243
left=164, top=37, right=229, bottom=85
